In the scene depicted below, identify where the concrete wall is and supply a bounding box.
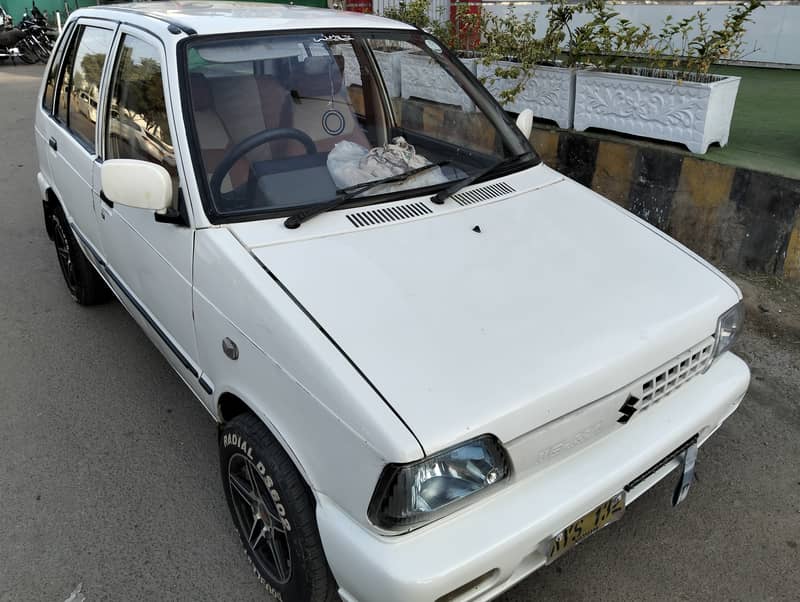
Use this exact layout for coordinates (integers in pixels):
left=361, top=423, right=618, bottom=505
left=2, top=0, right=95, bottom=24
left=374, top=0, right=800, bottom=67
left=481, top=1, right=800, bottom=67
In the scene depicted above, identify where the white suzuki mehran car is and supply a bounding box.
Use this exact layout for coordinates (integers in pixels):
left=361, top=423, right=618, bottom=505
left=34, top=3, right=749, bottom=601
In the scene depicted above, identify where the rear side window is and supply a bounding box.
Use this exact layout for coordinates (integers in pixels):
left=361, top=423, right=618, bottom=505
left=106, top=34, right=178, bottom=203
left=42, top=23, right=74, bottom=113
left=54, top=27, right=79, bottom=123
left=55, top=24, right=114, bottom=151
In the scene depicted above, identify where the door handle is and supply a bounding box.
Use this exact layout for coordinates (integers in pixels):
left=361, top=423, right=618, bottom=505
left=48, top=137, right=58, bottom=152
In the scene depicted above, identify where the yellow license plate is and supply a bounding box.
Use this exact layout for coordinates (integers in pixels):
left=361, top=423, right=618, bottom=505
left=547, top=492, right=626, bottom=563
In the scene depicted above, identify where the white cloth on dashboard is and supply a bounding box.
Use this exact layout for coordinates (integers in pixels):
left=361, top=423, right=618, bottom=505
left=326, top=137, right=448, bottom=194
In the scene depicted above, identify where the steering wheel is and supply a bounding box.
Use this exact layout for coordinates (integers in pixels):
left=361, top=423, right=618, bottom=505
left=209, top=127, right=317, bottom=206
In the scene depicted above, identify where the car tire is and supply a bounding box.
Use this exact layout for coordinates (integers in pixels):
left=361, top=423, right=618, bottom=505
left=50, top=203, right=110, bottom=305
left=220, top=413, right=339, bottom=602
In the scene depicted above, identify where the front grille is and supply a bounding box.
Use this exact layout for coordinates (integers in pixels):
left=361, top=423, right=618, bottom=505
left=618, top=337, right=715, bottom=424
left=639, top=338, right=714, bottom=409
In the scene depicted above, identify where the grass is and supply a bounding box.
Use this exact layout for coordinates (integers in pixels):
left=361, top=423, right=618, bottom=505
left=703, top=65, right=800, bottom=180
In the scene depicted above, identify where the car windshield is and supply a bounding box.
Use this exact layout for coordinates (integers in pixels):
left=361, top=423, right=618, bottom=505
left=182, top=30, right=536, bottom=221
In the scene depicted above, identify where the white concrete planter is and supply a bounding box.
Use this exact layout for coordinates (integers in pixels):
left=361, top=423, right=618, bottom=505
left=573, top=69, right=741, bottom=154
left=339, top=47, right=407, bottom=99
left=373, top=49, right=408, bottom=98
left=401, top=52, right=478, bottom=112
left=340, top=45, right=363, bottom=88
left=478, top=62, right=575, bottom=129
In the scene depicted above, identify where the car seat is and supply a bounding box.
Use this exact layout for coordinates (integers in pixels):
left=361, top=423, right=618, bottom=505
left=283, top=55, right=370, bottom=155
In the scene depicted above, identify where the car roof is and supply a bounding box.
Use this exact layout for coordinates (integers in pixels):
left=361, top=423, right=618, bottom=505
left=79, top=1, right=414, bottom=36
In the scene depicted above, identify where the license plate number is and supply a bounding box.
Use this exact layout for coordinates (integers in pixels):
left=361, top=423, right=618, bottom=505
left=547, top=492, right=626, bottom=563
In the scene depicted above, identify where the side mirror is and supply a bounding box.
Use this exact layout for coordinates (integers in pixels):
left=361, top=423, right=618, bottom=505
left=100, top=159, right=172, bottom=212
left=515, top=109, right=533, bottom=139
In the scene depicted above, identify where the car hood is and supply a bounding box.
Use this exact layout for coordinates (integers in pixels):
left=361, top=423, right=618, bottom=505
left=231, top=165, right=740, bottom=453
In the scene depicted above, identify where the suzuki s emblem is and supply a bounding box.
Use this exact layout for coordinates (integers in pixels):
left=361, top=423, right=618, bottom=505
left=617, top=393, right=639, bottom=424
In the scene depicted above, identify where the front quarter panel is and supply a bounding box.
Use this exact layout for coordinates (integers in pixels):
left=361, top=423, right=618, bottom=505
left=192, top=227, right=423, bottom=525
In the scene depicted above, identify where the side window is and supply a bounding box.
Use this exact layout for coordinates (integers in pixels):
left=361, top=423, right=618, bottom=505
left=42, top=23, right=74, bottom=113
left=106, top=34, right=177, bottom=203
left=54, top=25, right=80, bottom=123
left=55, top=24, right=115, bottom=151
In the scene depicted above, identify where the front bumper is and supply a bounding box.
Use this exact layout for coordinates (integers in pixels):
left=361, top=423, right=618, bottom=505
left=317, top=352, right=749, bottom=602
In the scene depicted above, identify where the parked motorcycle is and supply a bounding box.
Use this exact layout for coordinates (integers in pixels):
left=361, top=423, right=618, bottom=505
left=1, top=3, right=56, bottom=64
left=0, top=28, right=36, bottom=63
left=17, top=18, right=54, bottom=61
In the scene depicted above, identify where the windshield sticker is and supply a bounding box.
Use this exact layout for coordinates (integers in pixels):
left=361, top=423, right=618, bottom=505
left=425, top=39, right=443, bottom=54
left=314, top=34, right=354, bottom=43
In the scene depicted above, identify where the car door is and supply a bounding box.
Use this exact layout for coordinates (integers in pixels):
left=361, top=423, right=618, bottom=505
left=44, top=19, right=116, bottom=257
left=95, top=27, right=204, bottom=393
left=36, top=20, right=75, bottom=195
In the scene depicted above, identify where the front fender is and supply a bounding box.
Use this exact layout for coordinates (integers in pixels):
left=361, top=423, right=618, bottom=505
left=192, top=227, right=423, bottom=526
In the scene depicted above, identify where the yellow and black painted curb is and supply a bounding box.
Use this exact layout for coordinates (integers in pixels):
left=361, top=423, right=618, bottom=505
left=532, top=128, right=800, bottom=282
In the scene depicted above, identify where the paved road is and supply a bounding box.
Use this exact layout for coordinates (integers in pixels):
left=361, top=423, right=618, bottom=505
left=1, top=64, right=798, bottom=602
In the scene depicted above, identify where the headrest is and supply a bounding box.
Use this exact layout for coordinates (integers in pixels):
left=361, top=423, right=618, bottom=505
left=190, top=73, right=212, bottom=111
left=334, top=54, right=345, bottom=75
left=290, top=56, right=344, bottom=98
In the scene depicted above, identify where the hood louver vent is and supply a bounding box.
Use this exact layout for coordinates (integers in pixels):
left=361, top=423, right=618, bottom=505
left=346, top=202, right=432, bottom=228
left=451, top=181, right=515, bottom=206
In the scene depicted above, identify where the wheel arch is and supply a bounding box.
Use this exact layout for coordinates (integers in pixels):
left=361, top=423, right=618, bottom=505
left=42, top=187, right=60, bottom=241
left=218, top=390, right=252, bottom=423
left=217, top=390, right=316, bottom=499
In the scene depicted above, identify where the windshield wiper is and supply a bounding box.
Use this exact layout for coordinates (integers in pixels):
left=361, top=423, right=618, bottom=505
left=284, top=161, right=448, bottom=229
left=429, top=151, right=536, bottom=205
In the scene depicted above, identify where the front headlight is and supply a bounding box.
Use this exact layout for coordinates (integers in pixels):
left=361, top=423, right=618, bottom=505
left=368, top=435, right=511, bottom=532
left=714, top=301, right=745, bottom=358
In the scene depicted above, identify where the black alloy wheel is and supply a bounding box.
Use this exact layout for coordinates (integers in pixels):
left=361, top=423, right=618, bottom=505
left=228, top=451, right=294, bottom=585
left=220, top=413, right=339, bottom=601
left=52, top=212, right=79, bottom=297
left=49, top=203, right=110, bottom=305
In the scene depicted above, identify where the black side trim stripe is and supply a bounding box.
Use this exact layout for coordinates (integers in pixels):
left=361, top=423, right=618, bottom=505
left=102, top=266, right=199, bottom=378
left=69, top=222, right=210, bottom=390
left=249, top=253, right=426, bottom=456
left=70, top=224, right=105, bottom=267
